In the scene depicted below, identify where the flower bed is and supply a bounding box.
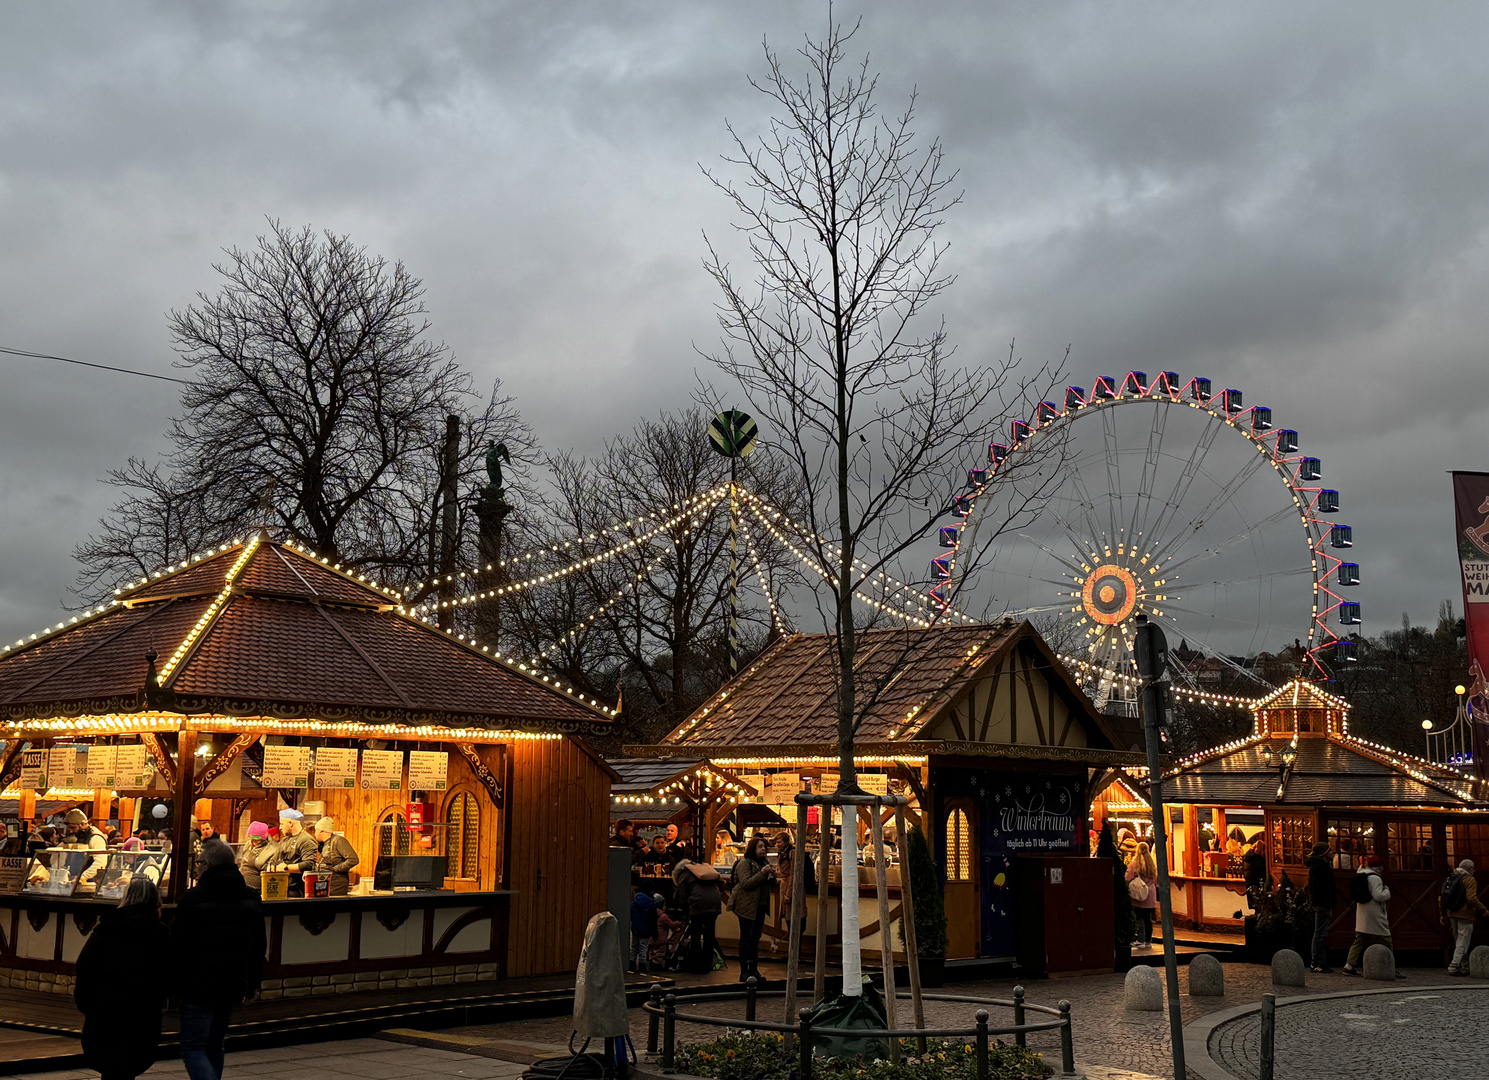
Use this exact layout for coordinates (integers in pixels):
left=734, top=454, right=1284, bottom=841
left=675, top=1032, right=1050, bottom=1080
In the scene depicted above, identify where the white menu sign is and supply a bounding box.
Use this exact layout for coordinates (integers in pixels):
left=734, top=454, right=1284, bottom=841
left=860, top=773, right=889, bottom=796
left=360, top=749, right=404, bottom=791
left=815, top=773, right=839, bottom=797
left=407, top=750, right=448, bottom=792
left=766, top=773, right=801, bottom=805
left=85, top=745, right=119, bottom=788
left=49, top=746, right=88, bottom=789
left=115, top=745, right=153, bottom=788
left=19, top=749, right=48, bottom=791
left=260, top=745, right=313, bottom=790
left=313, top=747, right=359, bottom=790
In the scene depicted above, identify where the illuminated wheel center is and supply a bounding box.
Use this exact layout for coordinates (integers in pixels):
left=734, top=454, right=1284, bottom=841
left=1081, top=564, right=1139, bottom=626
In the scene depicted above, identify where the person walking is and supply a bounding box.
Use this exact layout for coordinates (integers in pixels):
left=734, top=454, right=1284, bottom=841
left=74, top=877, right=172, bottom=1080
left=1343, top=855, right=1403, bottom=977
left=1440, top=858, right=1488, bottom=975
left=1305, top=841, right=1337, bottom=973
left=673, top=857, right=723, bottom=974
left=774, top=832, right=814, bottom=951
left=173, top=839, right=267, bottom=1080
left=729, top=836, right=776, bottom=982
left=1126, top=842, right=1159, bottom=948
left=629, top=889, right=659, bottom=973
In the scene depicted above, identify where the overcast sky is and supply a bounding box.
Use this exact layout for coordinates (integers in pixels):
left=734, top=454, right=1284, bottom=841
left=2, top=2, right=1487, bottom=653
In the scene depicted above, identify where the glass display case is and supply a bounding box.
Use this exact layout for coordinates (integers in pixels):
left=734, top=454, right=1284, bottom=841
left=94, top=848, right=172, bottom=901
left=23, top=846, right=109, bottom=896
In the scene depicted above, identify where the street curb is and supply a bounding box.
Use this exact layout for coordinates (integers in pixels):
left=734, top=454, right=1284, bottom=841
left=1181, top=981, right=1488, bottom=1080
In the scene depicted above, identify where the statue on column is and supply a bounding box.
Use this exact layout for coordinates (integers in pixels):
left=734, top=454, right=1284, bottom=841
left=476, top=443, right=512, bottom=644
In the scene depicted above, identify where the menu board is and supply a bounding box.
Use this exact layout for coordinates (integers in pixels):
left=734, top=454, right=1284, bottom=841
left=815, top=773, right=839, bottom=797
left=260, top=745, right=313, bottom=790
left=19, top=749, right=47, bottom=791
left=408, top=750, right=448, bottom=792
left=0, top=857, right=26, bottom=896
left=312, top=747, right=358, bottom=790
left=860, top=773, right=889, bottom=796
left=360, top=749, right=404, bottom=791
left=85, top=745, right=119, bottom=788
left=739, top=774, right=765, bottom=802
left=115, top=745, right=153, bottom=788
left=765, top=773, right=801, bottom=806
left=49, top=745, right=88, bottom=789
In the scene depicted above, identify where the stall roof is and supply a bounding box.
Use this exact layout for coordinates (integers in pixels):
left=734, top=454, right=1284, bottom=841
left=608, top=756, right=756, bottom=798
left=1155, top=732, right=1486, bottom=808
left=0, top=535, right=612, bottom=735
left=655, top=620, right=1138, bottom=763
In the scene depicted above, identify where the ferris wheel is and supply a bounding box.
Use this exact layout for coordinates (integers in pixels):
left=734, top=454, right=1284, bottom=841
left=929, top=372, right=1359, bottom=703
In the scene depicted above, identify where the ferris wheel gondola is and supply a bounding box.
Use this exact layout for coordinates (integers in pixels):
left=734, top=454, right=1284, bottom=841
left=930, top=372, right=1359, bottom=702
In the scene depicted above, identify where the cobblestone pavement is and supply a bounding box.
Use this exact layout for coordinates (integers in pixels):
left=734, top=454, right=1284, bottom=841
left=2, top=1037, right=525, bottom=1080
left=430, top=962, right=1467, bottom=1080
left=1208, top=985, right=1489, bottom=1080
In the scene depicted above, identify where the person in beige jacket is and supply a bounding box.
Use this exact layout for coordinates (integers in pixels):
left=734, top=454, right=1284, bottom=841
left=1440, top=858, right=1488, bottom=975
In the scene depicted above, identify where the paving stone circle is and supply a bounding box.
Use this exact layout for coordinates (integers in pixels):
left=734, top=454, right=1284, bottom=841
left=1187, top=953, right=1224, bottom=997
left=1362, top=943, right=1396, bottom=981
left=1270, top=948, right=1306, bottom=987
left=1123, top=964, right=1163, bottom=1011
left=1470, top=945, right=1489, bottom=979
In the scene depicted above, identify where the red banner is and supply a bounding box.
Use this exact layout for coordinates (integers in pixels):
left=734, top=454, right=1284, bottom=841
left=1452, top=472, right=1489, bottom=775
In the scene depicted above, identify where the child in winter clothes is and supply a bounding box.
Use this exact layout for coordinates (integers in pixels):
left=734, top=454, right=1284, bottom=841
left=652, top=896, right=679, bottom=968
left=629, top=890, right=659, bottom=972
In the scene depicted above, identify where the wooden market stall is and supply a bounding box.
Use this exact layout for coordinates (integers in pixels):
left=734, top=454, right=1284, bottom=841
left=630, top=619, right=1145, bottom=968
left=1151, top=678, right=1489, bottom=954
left=0, top=534, right=617, bottom=997
left=607, top=757, right=756, bottom=859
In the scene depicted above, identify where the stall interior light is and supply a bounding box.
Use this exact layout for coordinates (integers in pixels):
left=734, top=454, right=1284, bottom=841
left=3, top=713, right=566, bottom=744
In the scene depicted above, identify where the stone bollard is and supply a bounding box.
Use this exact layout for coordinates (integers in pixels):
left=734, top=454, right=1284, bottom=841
left=1188, top=953, right=1225, bottom=996
left=1470, top=945, right=1489, bottom=979
left=1124, top=964, right=1164, bottom=1011
left=1271, top=948, right=1306, bottom=987
left=1362, top=943, right=1396, bottom=981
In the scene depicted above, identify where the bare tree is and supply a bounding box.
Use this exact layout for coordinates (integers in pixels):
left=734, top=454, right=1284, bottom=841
left=702, top=17, right=1061, bottom=993
left=500, top=408, right=799, bottom=746
left=73, top=459, right=217, bottom=598
left=74, top=221, right=531, bottom=600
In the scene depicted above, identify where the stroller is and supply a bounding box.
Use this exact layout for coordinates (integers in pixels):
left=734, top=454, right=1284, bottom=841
left=659, top=911, right=690, bottom=971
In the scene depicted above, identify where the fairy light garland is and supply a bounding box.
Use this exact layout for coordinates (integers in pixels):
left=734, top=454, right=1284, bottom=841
left=159, top=535, right=260, bottom=680
left=739, top=515, right=788, bottom=635
left=1, top=712, right=569, bottom=742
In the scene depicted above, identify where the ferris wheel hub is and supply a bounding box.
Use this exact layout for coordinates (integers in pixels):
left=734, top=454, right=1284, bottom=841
left=1081, top=563, right=1141, bottom=626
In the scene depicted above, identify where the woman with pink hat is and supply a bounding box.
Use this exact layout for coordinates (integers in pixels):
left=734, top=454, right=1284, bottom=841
left=238, top=820, right=275, bottom=893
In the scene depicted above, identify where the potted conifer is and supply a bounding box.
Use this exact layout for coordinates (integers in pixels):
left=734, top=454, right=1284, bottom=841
left=902, top=824, right=948, bottom=987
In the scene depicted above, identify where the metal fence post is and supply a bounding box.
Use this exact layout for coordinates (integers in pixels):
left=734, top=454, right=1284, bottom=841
left=1059, top=1000, right=1075, bottom=1077
left=975, top=1009, right=989, bottom=1080
left=746, top=975, right=757, bottom=1022
left=1260, top=994, right=1275, bottom=1080
left=662, top=993, right=677, bottom=1074
left=647, top=988, right=662, bottom=1053
left=1012, top=985, right=1026, bottom=1048
left=798, top=1008, right=814, bottom=1080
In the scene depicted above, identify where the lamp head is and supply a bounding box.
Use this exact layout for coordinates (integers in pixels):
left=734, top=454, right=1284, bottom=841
left=1457, top=685, right=1468, bottom=697
left=1423, top=719, right=1434, bottom=731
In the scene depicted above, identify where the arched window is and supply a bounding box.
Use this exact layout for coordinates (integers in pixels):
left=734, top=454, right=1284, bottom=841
left=447, top=791, right=481, bottom=880
left=945, top=808, right=972, bottom=882
left=377, top=809, right=411, bottom=858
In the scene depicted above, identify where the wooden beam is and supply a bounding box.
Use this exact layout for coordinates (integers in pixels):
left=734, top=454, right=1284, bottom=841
left=167, top=729, right=197, bottom=903
left=453, top=744, right=504, bottom=807
left=0, top=741, right=27, bottom=793
left=140, top=733, right=175, bottom=789
left=193, top=731, right=260, bottom=798
left=1022, top=648, right=1048, bottom=745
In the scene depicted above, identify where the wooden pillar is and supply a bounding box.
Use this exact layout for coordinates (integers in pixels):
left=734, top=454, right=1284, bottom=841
left=18, top=790, right=36, bottom=823
left=1181, top=804, right=1200, bottom=879
left=118, top=798, right=137, bottom=838
left=168, top=729, right=198, bottom=902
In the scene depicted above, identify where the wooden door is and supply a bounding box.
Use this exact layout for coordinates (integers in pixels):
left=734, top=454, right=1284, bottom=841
left=943, top=800, right=979, bottom=958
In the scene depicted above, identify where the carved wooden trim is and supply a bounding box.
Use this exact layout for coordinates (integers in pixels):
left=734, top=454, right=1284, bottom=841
left=376, top=907, right=412, bottom=933
left=298, top=911, right=337, bottom=936
left=431, top=907, right=492, bottom=954
left=26, top=909, right=49, bottom=934
left=140, top=733, right=175, bottom=788
left=72, top=912, right=99, bottom=936
left=194, top=731, right=260, bottom=797
left=454, top=744, right=503, bottom=807
left=0, top=741, right=27, bottom=792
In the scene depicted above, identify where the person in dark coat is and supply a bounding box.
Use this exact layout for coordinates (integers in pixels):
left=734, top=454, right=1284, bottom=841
left=173, top=839, right=267, bottom=1080
left=728, top=836, right=776, bottom=982
left=74, top=876, right=172, bottom=1080
left=1305, top=841, right=1337, bottom=973
left=673, top=857, right=722, bottom=974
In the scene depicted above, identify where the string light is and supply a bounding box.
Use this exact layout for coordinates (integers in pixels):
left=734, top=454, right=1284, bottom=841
left=3, top=712, right=567, bottom=743
left=158, top=536, right=261, bottom=680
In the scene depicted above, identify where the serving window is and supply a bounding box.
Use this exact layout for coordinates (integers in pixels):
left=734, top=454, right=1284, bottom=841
left=1387, top=821, right=1435, bottom=873
left=1447, top=822, right=1489, bottom=866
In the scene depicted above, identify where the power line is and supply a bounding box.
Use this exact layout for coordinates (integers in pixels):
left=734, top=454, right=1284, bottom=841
left=0, top=345, right=189, bottom=385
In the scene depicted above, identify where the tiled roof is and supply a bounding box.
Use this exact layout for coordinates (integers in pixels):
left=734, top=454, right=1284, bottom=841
left=666, top=621, right=1043, bottom=747
left=0, top=537, right=610, bottom=733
